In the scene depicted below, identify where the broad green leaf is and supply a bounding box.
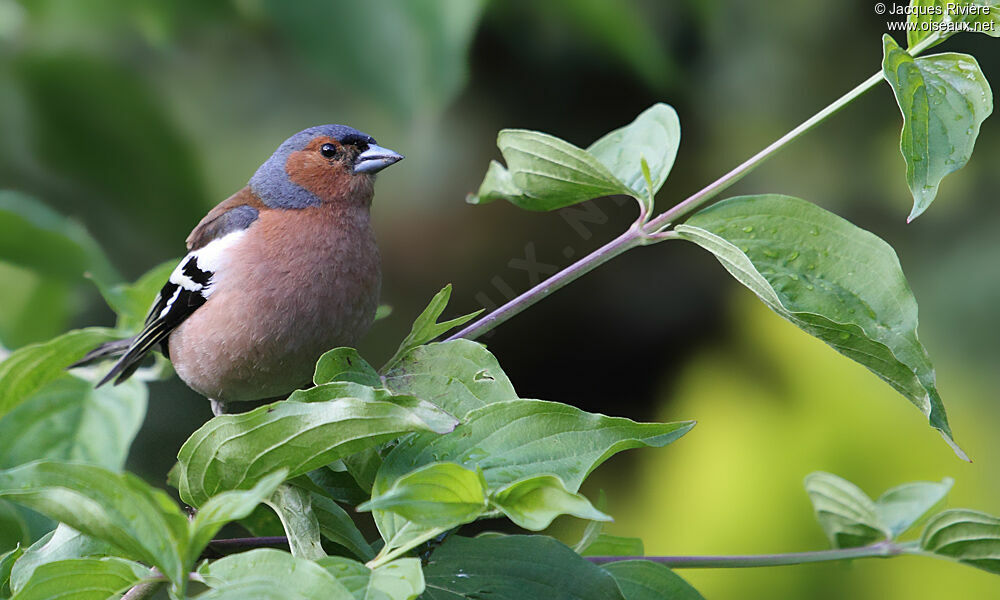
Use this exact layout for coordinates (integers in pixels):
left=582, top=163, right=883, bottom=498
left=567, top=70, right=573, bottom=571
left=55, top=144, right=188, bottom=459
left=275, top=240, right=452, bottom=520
left=91, top=259, right=176, bottom=331
left=383, top=340, right=517, bottom=418
left=876, top=478, right=953, bottom=538
left=423, top=535, right=625, bottom=600
left=0, top=374, right=145, bottom=470
left=343, top=448, right=383, bottom=494
left=188, top=471, right=287, bottom=565
left=360, top=462, right=487, bottom=528
left=314, top=348, right=381, bottom=387
left=602, top=560, right=704, bottom=600
left=469, top=130, right=629, bottom=211
left=0, top=191, right=119, bottom=285
left=0, top=461, right=187, bottom=584
left=0, top=327, right=116, bottom=419
left=587, top=103, right=680, bottom=201
left=906, top=0, right=1000, bottom=48
left=198, top=548, right=353, bottom=600
left=306, top=466, right=369, bottom=505
left=374, top=400, right=692, bottom=551
left=9, top=525, right=121, bottom=594
left=311, top=494, right=374, bottom=561
left=581, top=534, right=645, bottom=557
left=921, top=509, right=1000, bottom=574
left=677, top=194, right=963, bottom=458
left=806, top=472, right=954, bottom=548
left=882, top=36, right=993, bottom=221
left=805, top=472, right=886, bottom=548
left=10, top=557, right=149, bottom=600
left=195, top=582, right=305, bottom=600
left=384, top=285, right=481, bottom=369
left=174, top=387, right=458, bottom=507
left=319, top=556, right=424, bottom=600
left=491, top=474, right=611, bottom=531
left=266, top=484, right=325, bottom=560
left=0, top=546, right=22, bottom=598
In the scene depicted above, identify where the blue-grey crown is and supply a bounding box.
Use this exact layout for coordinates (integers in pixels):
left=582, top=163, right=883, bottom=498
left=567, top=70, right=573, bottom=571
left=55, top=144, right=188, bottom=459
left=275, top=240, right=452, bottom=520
left=249, top=125, right=377, bottom=209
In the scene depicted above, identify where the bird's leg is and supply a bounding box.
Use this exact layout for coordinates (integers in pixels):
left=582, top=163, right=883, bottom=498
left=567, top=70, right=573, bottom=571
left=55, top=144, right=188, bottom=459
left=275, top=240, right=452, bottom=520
left=210, top=398, right=227, bottom=416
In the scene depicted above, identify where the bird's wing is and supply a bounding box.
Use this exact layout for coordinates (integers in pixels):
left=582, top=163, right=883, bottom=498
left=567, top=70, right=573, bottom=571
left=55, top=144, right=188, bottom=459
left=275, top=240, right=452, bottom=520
left=98, top=200, right=262, bottom=386
left=187, top=187, right=267, bottom=250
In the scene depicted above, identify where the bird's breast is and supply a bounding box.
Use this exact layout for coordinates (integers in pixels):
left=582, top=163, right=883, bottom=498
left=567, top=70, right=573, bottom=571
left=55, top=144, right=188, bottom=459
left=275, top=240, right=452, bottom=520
left=168, top=205, right=380, bottom=402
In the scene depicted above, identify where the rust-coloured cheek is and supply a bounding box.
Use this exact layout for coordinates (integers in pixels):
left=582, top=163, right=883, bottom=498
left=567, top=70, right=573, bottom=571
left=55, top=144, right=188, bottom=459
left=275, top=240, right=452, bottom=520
left=284, top=136, right=374, bottom=205
left=285, top=148, right=351, bottom=202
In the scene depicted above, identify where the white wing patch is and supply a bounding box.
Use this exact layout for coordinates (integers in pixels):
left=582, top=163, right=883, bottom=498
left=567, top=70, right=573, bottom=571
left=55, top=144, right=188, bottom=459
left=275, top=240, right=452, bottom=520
left=160, top=230, right=246, bottom=317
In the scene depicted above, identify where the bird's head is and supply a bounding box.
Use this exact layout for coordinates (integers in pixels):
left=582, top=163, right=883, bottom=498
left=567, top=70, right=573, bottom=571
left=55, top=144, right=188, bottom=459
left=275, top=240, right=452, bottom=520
left=249, top=124, right=403, bottom=209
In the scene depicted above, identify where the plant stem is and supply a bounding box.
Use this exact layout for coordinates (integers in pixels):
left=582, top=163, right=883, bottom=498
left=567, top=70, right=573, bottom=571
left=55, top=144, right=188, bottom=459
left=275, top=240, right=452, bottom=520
left=445, top=228, right=641, bottom=341
left=584, top=541, right=917, bottom=568
left=447, top=33, right=942, bottom=342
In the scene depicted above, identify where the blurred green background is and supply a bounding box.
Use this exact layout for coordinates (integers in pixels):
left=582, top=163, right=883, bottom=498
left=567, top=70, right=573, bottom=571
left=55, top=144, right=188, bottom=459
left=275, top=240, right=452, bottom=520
left=1, top=1, right=999, bottom=597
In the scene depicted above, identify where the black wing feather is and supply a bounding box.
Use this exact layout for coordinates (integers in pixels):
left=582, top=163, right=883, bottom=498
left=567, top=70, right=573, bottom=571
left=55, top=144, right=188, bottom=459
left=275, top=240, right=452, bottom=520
left=96, top=257, right=209, bottom=387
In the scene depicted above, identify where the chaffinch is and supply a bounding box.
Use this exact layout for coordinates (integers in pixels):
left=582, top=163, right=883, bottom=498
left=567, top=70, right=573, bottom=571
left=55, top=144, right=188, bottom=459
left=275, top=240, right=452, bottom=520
left=74, top=125, right=403, bottom=411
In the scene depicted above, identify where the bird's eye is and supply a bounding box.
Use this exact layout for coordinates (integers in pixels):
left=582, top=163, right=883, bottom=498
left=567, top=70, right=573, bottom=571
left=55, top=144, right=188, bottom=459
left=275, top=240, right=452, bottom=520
left=320, top=143, right=337, bottom=158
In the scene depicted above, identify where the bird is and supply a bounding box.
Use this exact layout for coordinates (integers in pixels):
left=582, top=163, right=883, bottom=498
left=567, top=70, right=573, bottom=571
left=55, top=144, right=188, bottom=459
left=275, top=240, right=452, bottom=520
left=72, top=124, right=403, bottom=414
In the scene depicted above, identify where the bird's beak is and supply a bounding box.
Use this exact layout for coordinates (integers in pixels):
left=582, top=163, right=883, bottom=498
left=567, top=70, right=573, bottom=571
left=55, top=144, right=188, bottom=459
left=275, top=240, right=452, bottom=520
left=353, top=144, right=404, bottom=174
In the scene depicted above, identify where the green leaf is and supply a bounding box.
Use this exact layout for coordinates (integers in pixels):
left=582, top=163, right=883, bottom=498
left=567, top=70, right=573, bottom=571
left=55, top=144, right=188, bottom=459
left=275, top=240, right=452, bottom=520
left=307, top=464, right=370, bottom=505
left=806, top=472, right=955, bottom=548
left=0, top=327, right=116, bottom=419
left=602, top=560, right=704, bottom=600
left=876, top=478, right=953, bottom=538
left=384, top=285, right=481, bottom=369
left=360, top=462, right=487, bottom=528
left=9, top=525, right=122, bottom=594
left=373, top=400, right=692, bottom=552
left=906, top=1, right=1000, bottom=48
left=198, top=548, right=353, bottom=600
left=677, top=194, right=964, bottom=458
left=343, top=448, right=383, bottom=494
left=383, top=340, right=517, bottom=419
left=581, top=534, right=645, bottom=558
left=10, top=557, right=149, bottom=600
left=422, top=535, right=625, bottom=600
left=319, top=556, right=424, bottom=600
left=0, top=374, right=146, bottom=470
left=882, top=36, right=993, bottom=221
left=174, top=386, right=458, bottom=507
left=310, top=493, right=375, bottom=561
left=0, top=191, right=119, bottom=285
left=314, top=348, right=381, bottom=387
left=587, top=103, right=680, bottom=201
left=266, top=484, right=325, bottom=560
left=0, top=461, right=187, bottom=584
left=805, top=472, right=886, bottom=548
left=491, top=474, right=611, bottom=531
left=91, top=259, right=176, bottom=332
left=188, top=470, right=287, bottom=565
left=469, top=130, right=629, bottom=211
left=921, top=509, right=1000, bottom=574
left=375, top=304, right=393, bottom=321
left=0, top=546, right=23, bottom=598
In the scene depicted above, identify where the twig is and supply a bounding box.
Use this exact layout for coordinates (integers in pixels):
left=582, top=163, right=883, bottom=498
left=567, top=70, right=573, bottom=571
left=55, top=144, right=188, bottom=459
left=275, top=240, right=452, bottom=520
left=582, top=541, right=915, bottom=568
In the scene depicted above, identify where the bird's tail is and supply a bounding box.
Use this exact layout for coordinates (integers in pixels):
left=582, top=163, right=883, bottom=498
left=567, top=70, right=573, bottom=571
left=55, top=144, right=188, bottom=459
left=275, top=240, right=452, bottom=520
left=68, top=337, right=137, bottom=386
